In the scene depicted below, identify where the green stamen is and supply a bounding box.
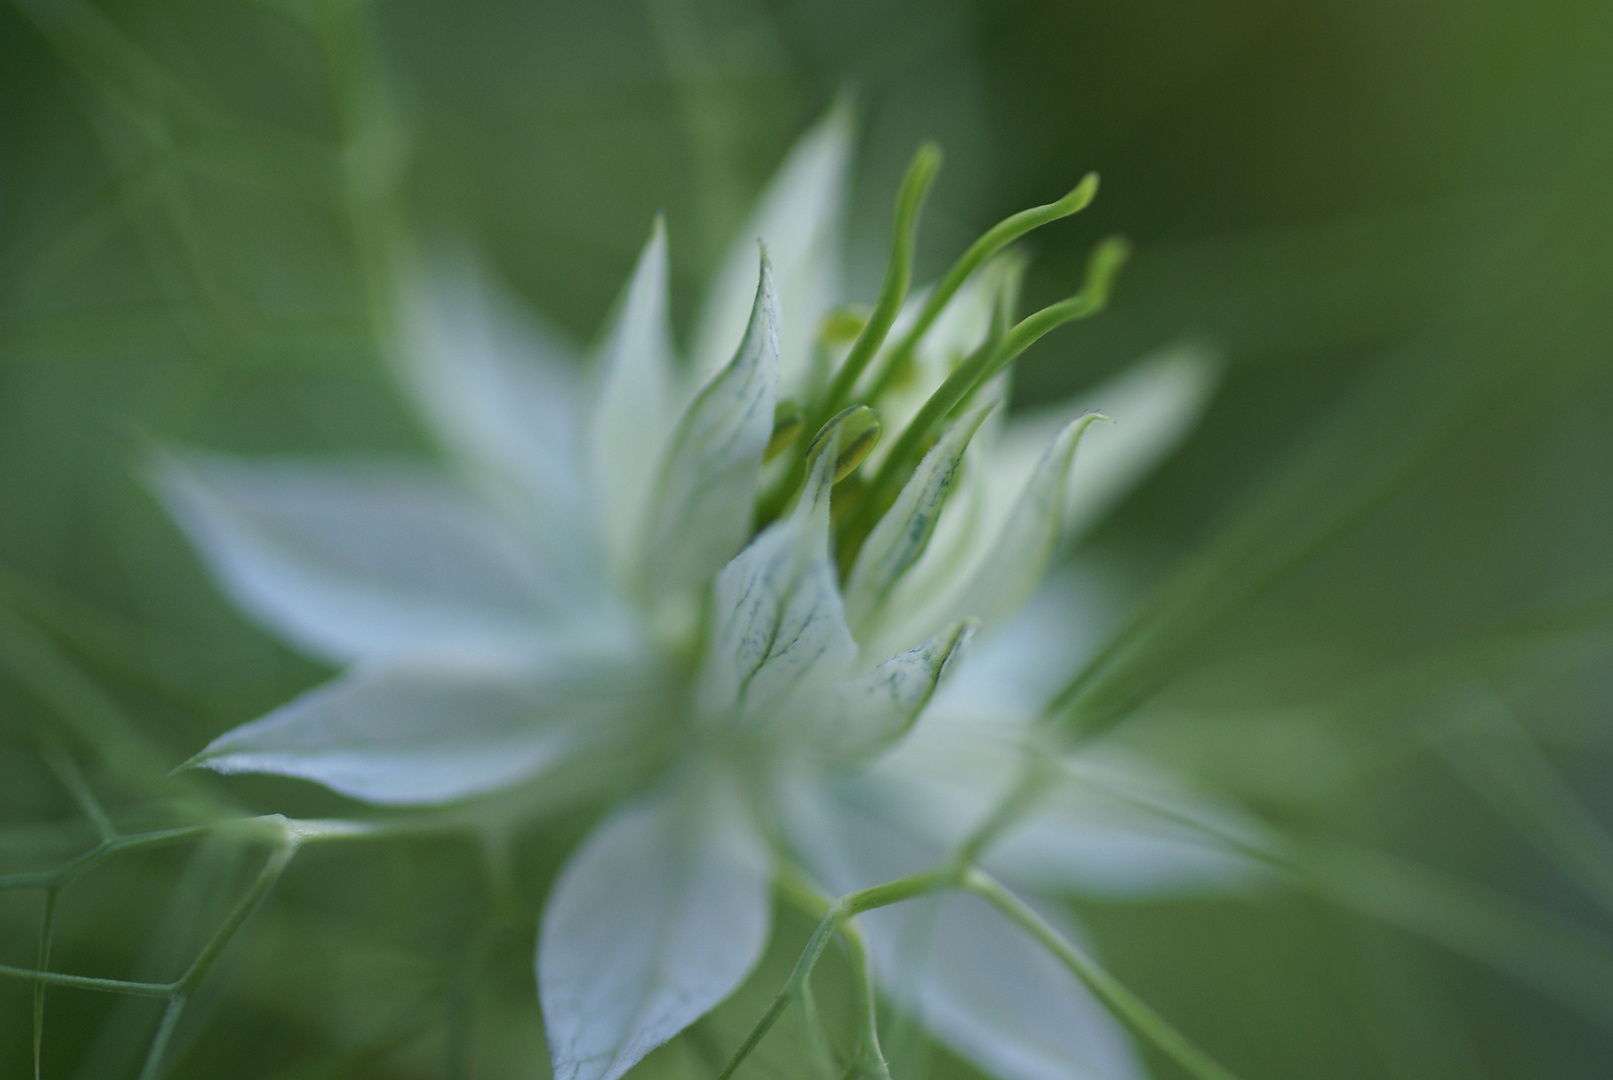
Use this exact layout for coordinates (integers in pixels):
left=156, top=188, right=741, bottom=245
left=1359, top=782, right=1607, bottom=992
left=816, top=142, right=942, bottom=422
left=859, top=172, right=1099, bottom=404
left=844, top=235, right=1130, bottom=558
left=753, top=146, right=937, bottom=527
left=806, top=405, right=882, bottom=484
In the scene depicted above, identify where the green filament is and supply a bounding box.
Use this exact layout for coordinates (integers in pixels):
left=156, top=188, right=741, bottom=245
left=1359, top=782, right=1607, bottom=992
left=841, top=235, right=1130, bottom=564
left=857, top=172, right=1100, bottom=405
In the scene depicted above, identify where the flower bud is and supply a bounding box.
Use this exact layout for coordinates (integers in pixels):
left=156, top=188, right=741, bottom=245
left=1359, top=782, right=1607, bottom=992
left=806, top=404, right=882, bottom=484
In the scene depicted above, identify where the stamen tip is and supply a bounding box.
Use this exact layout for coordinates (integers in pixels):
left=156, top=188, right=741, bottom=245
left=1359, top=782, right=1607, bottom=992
left=1065, top=172, right=1100, bottom=211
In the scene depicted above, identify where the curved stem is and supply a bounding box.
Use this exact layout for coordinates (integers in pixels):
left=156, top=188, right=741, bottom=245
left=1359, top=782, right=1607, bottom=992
left=949, top=744, right=1061, bottom=873
left=1063, top=756, right=1613, bottom=1035
left=837, top=918, right=891, bottom=1080
left=176, top=833, right=298, bottom=994
left=1293, top=841, right=1613, bottom=1033
left=0, top=825, right=212, bottom=890
left=138, top=994, right=189, bottom=1080
left=0, top=964, right=173, bottom=997
left=962, top=869, right=1244, bottom=1080
left=33, top=888, right=57, bottom=1080
left=717, top=868, right=952, bottom=1080
left=736, top=829, right=1247, bottom=1080
left=0, top=813, right=389, bottom=1080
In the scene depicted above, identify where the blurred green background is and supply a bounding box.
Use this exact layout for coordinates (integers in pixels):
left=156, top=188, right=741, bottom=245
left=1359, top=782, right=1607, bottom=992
left=3, top=0, right=1612, bottom=1077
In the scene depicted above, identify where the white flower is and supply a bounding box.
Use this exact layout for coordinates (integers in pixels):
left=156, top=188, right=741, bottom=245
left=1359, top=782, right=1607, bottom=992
left=156, top=106, right=1255, bottom=1080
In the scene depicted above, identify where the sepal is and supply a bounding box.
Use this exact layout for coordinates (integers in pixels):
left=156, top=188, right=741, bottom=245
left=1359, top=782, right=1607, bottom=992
left=642, top=251, right=780, bottom=610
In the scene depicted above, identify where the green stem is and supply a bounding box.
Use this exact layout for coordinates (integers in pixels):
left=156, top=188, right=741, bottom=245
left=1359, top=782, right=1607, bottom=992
left=0, top=813, right=383, bottom=893
left=1428, top=685, right=1613, bottom=924
left=837, top=918, right=892, bottom=1080
left=717, top=868, right=952, bottom=1080
left=0, top=964, right=173, bottom=997
left=859, top=173, right=1099, bottom=404
left=176, top=834, right=298, bottom=994
left=948, top=745, right=1061, bottom=872
left=733, top=853, right=1240, bottom=1080
left=1292, top=841, right=1613, bottom=1033
left=0, top=825, right=215, bottom=890
left=963, top=870, right=1244, bottom=1080
left=796, top=977, right=840, bottom=1080
left=1066, top=758, right=1613, bottom=1035
left=33, top=888, right=57, bottom=1080
left=0, top=812, right=395, bottom=1080
left=40, top=740, right=117, bottom=842
left=756, top=145, right=941, bottom=526
left=138, top=994, right=189, bottom=1080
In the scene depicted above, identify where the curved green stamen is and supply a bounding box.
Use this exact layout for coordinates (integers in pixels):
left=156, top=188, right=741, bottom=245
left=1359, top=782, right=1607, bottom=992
left=857, top=171, right=1100, bottom=404
left=844, top=235, right=1130, bottom=555
left=817, top=141, right=943, bottom=418
left=755, top=144, right=940, bottom=527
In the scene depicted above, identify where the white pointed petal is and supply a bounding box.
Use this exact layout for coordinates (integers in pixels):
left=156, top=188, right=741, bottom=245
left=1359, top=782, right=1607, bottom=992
left=857, top=388, right=1012, bottom=659
left=643, top=254, right=780, bottom=605
left=875, top=346, right=1218, bottom=652
left=809, top=619, right=977, bottom=760
left=589, top=219, right=681, bottom=577
left=993, top=343, right=1220, bottom=543
left=867, top=711, right=1268, bottom=896
left=842, top=403, right=995, bottom=635
left=699, top=438, right=856, bottom=721
left=780, top=776, right=1141, bottom=1080
left=188, top=657, right=657, bottom=805
left=927, top=569, right=1112, bottom=718
left=985, top=802, right=1265, bottom=896
left=539, top=767, right=772, bottom=1080
left=945, top=413, right=1107, bottom=632
left=692, top=103, right=853, bottom=391
left=393, top=254, right=590, bottom=558
left=155, top=454, right=607, bottom=664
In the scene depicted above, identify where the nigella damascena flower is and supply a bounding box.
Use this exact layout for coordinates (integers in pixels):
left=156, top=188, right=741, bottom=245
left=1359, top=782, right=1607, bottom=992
left=156, top=106, right=1259, bottom=1080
